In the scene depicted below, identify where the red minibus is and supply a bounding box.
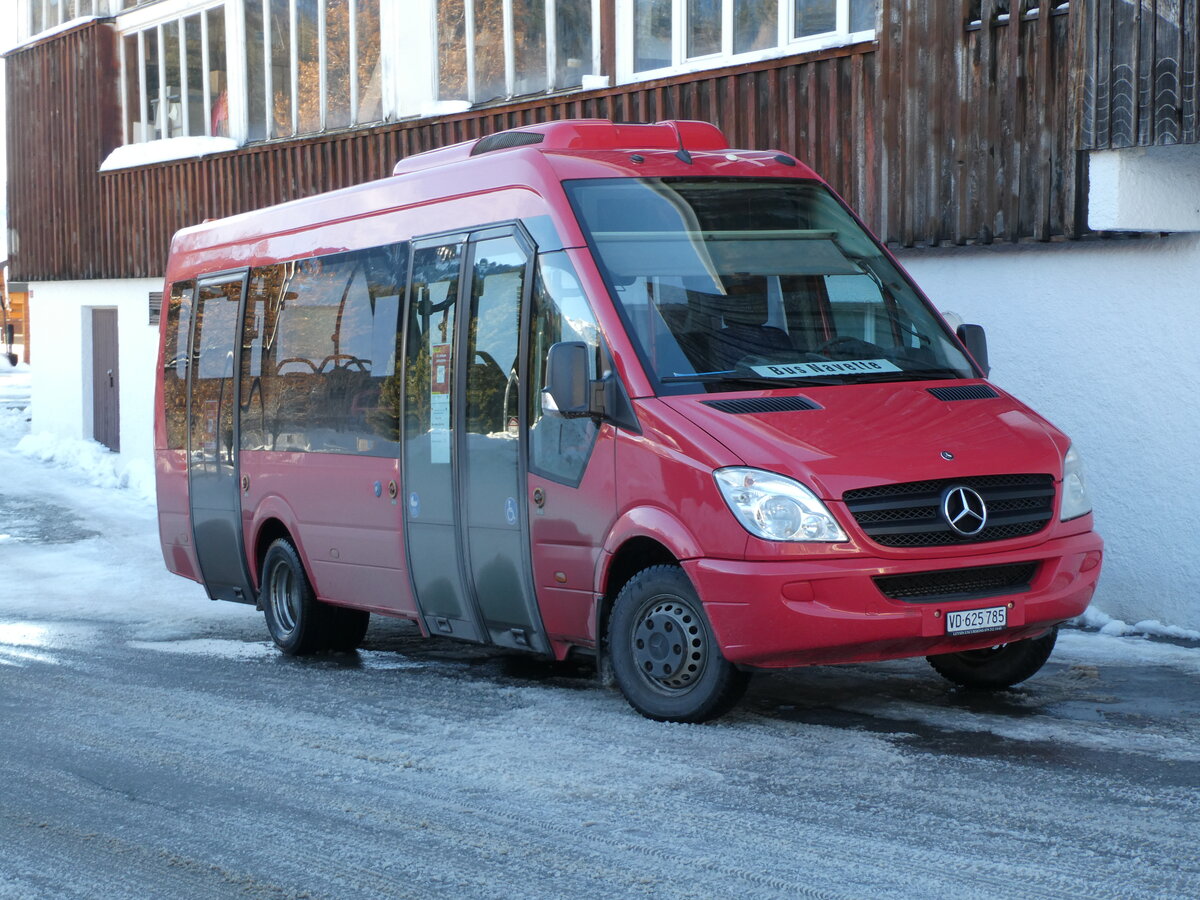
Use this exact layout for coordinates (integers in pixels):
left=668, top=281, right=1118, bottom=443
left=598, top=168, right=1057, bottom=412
left=155, top=119, right=1103, bottom=722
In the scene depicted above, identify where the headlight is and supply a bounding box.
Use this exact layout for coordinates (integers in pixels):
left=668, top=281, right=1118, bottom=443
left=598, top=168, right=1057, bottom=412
left=1060, top=444, right=1093, bottom=521
left=714, top=468, right=847, bottom=542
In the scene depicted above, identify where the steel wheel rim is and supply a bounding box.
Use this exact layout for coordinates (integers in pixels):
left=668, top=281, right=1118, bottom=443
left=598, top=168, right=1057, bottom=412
left=269, top=561, right=300, bottom=635
left=629, top=593, right=708, bottom=694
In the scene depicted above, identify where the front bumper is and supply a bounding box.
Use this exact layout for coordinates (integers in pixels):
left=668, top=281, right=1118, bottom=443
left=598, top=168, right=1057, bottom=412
left=684, top=530, right=1103, bottom=669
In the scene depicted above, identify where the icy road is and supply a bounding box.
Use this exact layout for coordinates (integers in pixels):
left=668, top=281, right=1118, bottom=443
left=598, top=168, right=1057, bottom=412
left=1, top=369, right=1199, bottom=899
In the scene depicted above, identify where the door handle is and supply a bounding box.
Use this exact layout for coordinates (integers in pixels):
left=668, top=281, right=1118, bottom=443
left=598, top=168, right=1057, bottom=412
left=106, top=369, right=114, bottom=387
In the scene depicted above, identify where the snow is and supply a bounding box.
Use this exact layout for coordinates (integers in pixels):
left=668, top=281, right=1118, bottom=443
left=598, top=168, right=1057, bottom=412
left=1076, top=604, right=1200, bottom=642
left=0, top=360, right=252, bottom=631
left=16, top=430, right=156, bottom=501
left=99, top=136, right=241, bottom=172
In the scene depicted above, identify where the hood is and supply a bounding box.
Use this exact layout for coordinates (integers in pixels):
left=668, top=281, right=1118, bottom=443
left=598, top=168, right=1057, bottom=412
left=657, top=382, right=1068, bottom=500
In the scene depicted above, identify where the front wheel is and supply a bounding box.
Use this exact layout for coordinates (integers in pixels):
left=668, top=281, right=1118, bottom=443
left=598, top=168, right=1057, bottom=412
left=926, top=627, right=1058, bottom=690
left=608, top=565, right=749, bottom=723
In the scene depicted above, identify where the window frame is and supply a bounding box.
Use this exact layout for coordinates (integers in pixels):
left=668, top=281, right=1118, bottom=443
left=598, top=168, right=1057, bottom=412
left=434, top=0, right=600, bottom=105
left=26, top=0, right=115, bottom=39
left=247, top=0, right=384, bottom=139
left=115, top=0, right=387, bottom=147
left=616, top=0, right=876, bottom=85
left=118, top=1, right=228, bottom=144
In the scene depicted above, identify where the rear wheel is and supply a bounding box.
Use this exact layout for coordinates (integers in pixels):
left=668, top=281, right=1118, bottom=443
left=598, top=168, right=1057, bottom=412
left=608, top=565, right=749, bottom=723
left=926, top=627, right=1058, bottom=689
left=261, top=538, right=343, bottom=655
left=328, top=606, right=371, bottom=651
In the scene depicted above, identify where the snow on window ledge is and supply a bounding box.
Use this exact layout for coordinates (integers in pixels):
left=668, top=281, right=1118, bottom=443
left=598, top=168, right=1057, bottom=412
left=99, top=137, right=241, bottom=172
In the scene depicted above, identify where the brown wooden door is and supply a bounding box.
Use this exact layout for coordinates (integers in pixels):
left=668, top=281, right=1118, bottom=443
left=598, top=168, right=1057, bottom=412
left=91, top=308, right=120, bottom=452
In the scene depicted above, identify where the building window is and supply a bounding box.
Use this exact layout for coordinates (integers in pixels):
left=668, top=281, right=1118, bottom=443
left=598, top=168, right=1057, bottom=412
left=625, top=0, right=876, bottom=80
left=243, top=0, right=384, bottom=141
left=120, top=5, right=230, bottom=143
left=28, top=0, right=119, bottom=37
left=436, top=0, right=596, bottom=105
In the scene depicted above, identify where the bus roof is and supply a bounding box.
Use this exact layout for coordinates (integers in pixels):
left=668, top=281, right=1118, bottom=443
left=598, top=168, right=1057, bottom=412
left=165, top=119, right=821, bottom=277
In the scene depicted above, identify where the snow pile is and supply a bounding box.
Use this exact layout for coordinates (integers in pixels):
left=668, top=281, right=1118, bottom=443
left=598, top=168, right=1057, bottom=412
left=0, top=360, right=33, bottom=441
left=1075, top=605, right=1200, bottom=642
left=15, top=432, right=155, bottom=504
left=99, top=137, right=240, bottom=172
left=0, top=405, right=31, bottom=441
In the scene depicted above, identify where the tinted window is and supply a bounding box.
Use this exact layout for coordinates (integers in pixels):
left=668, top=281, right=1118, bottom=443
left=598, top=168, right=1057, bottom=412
left=161, top=279, right=194, bottom=450
left=527, top=252, right=601, bottom=484
left=404, top=242, right=463, bottom=464
left=190, top=278, right=244, bottom=467
left=239, top=243, right=407, bottom=455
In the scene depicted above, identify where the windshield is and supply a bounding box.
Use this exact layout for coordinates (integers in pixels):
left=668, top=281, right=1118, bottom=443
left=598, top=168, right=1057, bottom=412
left=565, top=178, right=976, bottom=394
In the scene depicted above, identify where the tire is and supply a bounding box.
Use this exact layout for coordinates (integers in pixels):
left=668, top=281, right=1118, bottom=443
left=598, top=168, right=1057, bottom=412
left=926, top=627, right=1058, bottom=690
left=608, top=565, right=750, bottom=723
left=328, top=606, right=371, bottom=652
left=260, top=538, right=335, bottom=655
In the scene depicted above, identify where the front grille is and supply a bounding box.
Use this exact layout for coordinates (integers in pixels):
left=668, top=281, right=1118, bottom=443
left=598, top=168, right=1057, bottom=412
left=843, top=474, right=1054, bottom=548
left=702, top=396, right=821, bottom=414
left=874, top=562, right=1040, bottom=603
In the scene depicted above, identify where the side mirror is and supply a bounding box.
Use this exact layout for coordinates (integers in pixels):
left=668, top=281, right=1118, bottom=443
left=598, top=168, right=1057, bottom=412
left=956, top=324, right=990, bottom=377
left=544, top=341, right=591, bottom=418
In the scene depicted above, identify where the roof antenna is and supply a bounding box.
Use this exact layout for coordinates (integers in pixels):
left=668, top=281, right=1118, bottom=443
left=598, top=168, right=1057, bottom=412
left=665, top=121, right=693, bottom=164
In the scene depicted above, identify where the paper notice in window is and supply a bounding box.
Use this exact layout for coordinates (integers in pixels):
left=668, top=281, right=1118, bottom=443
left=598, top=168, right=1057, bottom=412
left=748, top=359, right=902, bottom=379
left=431, top=343, right=452, bottom=463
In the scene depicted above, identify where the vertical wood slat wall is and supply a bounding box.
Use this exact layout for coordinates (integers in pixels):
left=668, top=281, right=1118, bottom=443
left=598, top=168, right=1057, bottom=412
left=5, top=23, right=121, bottom=281
left=6, top=2, right=1084, bottom=282
left=91, top=42, right=883, bottom=281
left=1079, top=0, right=1200, bottom=149
left=878, top=1, right=1079, bottom=246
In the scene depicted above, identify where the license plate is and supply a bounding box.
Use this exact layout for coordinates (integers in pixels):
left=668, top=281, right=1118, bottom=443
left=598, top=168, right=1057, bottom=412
left=945, top=605, right=1007, bottom=635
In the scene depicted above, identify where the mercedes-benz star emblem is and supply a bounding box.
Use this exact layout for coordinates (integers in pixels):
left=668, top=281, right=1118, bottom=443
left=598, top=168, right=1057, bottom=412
left=941, top=486, right=988, bottom=536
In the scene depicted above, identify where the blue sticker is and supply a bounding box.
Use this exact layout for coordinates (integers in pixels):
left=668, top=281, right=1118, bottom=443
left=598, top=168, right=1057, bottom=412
left=505, top=497, right=518, bottom=526
left=373, top=481, right=383, bottom=498
left=409, top=492, right=420, bottom=518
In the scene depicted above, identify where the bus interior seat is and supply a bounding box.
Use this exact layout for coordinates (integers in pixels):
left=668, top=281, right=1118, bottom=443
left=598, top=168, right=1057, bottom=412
left=710, top=279, right=793, bottom=369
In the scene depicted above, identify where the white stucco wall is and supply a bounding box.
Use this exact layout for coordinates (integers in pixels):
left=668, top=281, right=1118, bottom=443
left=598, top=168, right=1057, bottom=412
left=27, top=279, right=162, bottom=466
left=896, top=236, right=1200, bottom=632
left=1089, top=145, right=1200, bottom=232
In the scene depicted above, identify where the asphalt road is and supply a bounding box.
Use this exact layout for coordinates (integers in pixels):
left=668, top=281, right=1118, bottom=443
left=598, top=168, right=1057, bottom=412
left=1, top=607, right=1198, bottom=899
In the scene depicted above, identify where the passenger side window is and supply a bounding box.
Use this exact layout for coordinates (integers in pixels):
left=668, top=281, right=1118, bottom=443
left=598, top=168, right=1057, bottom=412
left=527, top=252, right=601, bottom=485
left=161, top=279, right=194, bottom=450
left=405, top=242, right=464, bottom=465
left=466, top=237, right=526, bottom=438
left=239, top=243, right=407, bottom=455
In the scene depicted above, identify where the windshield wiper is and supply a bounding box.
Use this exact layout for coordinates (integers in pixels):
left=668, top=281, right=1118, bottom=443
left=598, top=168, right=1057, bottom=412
left=857, top=368, right=969, bottom=382
left=660, top=371, right=852, bottom=387
left=660, top=367, right=970, bottom=388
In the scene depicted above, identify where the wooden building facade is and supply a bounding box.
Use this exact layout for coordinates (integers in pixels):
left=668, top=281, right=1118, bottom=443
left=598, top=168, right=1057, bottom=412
left=2, top=0, right=1133, bottom=284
